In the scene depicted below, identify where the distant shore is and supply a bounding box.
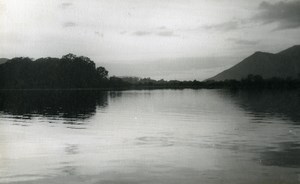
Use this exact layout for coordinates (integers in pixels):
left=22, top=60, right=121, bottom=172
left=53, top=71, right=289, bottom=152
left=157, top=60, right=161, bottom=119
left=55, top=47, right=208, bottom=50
left=1, top=54, right=300, bottom=91
left=1, top=77, right=300, bottom=91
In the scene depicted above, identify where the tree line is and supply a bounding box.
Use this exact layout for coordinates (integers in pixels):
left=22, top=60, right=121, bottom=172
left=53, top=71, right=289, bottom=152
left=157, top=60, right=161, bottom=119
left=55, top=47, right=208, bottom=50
left=0, top=54, right=300, bottom=89
left=109, top=75, right=300, bottom=90
left=0, top=54, right=109, bottom=89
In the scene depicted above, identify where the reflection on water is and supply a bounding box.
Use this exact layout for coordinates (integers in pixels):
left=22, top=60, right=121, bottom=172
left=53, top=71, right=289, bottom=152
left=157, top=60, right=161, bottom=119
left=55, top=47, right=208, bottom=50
left=221, top=90, right=300, bottom=169
left=0, top=89, right=299, bottom=184
left=260, top=142, right=300, bottom=168
left=0, top=90, right=107, bottom=121
left=226, top=90, right=300, bottom=124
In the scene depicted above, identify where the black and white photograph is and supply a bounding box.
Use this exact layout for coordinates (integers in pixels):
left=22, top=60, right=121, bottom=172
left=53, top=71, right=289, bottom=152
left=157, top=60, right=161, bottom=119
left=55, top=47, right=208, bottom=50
left=0, top=0, right=300, bottom=183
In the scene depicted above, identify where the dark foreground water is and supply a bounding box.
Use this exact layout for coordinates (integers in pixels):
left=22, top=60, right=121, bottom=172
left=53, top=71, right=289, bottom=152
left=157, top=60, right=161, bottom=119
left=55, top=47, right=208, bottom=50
left=0, top=89, right=299, bottom=184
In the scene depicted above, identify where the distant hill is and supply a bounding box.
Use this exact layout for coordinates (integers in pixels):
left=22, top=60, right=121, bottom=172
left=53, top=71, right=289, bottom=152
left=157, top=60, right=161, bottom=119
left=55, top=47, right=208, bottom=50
left=208, top=45, right=300, bottom=81
left=0, top=58, right=8, bottom=65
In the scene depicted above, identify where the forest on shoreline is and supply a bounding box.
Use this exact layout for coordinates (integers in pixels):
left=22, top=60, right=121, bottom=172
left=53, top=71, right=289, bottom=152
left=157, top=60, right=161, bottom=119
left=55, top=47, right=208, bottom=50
left=1, top=54, right=300, bottom=90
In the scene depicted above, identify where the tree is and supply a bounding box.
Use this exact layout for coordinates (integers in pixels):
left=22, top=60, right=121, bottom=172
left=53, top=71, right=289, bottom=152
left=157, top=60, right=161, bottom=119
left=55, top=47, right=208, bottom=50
left=96, top=67, right=108, bottom=79
left=62, top=53, right=77, bottom=60
left=0, top=54, right=110, bottom=89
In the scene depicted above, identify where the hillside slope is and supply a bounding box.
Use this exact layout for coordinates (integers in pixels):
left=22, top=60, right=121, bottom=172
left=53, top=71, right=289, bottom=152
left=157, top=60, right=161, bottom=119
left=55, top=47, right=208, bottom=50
left=209, top=45, right=300, bottom=81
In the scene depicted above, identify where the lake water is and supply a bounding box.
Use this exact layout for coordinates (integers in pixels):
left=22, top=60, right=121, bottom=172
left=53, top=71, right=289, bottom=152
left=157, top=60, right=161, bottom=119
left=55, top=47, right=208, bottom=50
left=0, top=89, right=299, bottom=184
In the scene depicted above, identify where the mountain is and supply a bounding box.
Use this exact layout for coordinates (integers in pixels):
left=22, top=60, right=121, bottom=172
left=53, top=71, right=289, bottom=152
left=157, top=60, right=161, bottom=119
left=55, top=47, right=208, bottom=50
left=208, top=45, right=300, bottom=81
left=0, top=58, right=8, bottom=65
left=278, top=45, right=300, bottom=59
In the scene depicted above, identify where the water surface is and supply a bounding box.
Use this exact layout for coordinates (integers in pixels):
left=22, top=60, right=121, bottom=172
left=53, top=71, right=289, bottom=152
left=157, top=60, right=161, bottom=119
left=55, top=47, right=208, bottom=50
left=0, top=89, right=299, bottom=184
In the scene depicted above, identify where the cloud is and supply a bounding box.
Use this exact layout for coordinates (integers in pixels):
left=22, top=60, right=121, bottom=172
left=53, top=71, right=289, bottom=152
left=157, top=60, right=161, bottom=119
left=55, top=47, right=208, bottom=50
left=132, top=31, right=152, bottom=36
left=63, top=21, right=77, bottom=27
left=132, top=30, right=177, bottom=37
left=228, top=38, right=260, bottom=45
left=60, top=2, right=73, bottom=9
left=157, top=26, right=167, bottom=30
left=156, top=31, right=176, bottom=37
left=253, top=0, right=300, bottom=30
left=203, top=21, right=240, bottom=32
left=95, top=32, right=104, bottom=38
left=120, top=31, right=127, bottom=35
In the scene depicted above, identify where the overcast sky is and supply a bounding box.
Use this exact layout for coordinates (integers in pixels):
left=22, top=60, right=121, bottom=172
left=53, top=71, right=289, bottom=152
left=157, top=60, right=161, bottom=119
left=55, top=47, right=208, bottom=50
left=0, top=0, right=299, bottom=80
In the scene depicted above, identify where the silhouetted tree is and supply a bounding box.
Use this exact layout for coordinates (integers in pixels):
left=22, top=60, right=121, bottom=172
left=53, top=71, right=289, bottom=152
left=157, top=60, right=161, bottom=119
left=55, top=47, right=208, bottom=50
left=62, top=53, right=77, bottom=60
left=96, top=67, right=108, bottom=79
left=0, top=54, right=109, bottom=89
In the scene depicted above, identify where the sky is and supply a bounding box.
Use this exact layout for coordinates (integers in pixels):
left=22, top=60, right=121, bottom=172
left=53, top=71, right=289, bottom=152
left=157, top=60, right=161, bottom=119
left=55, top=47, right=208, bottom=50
left=0, top=0, right=299, bottom=80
